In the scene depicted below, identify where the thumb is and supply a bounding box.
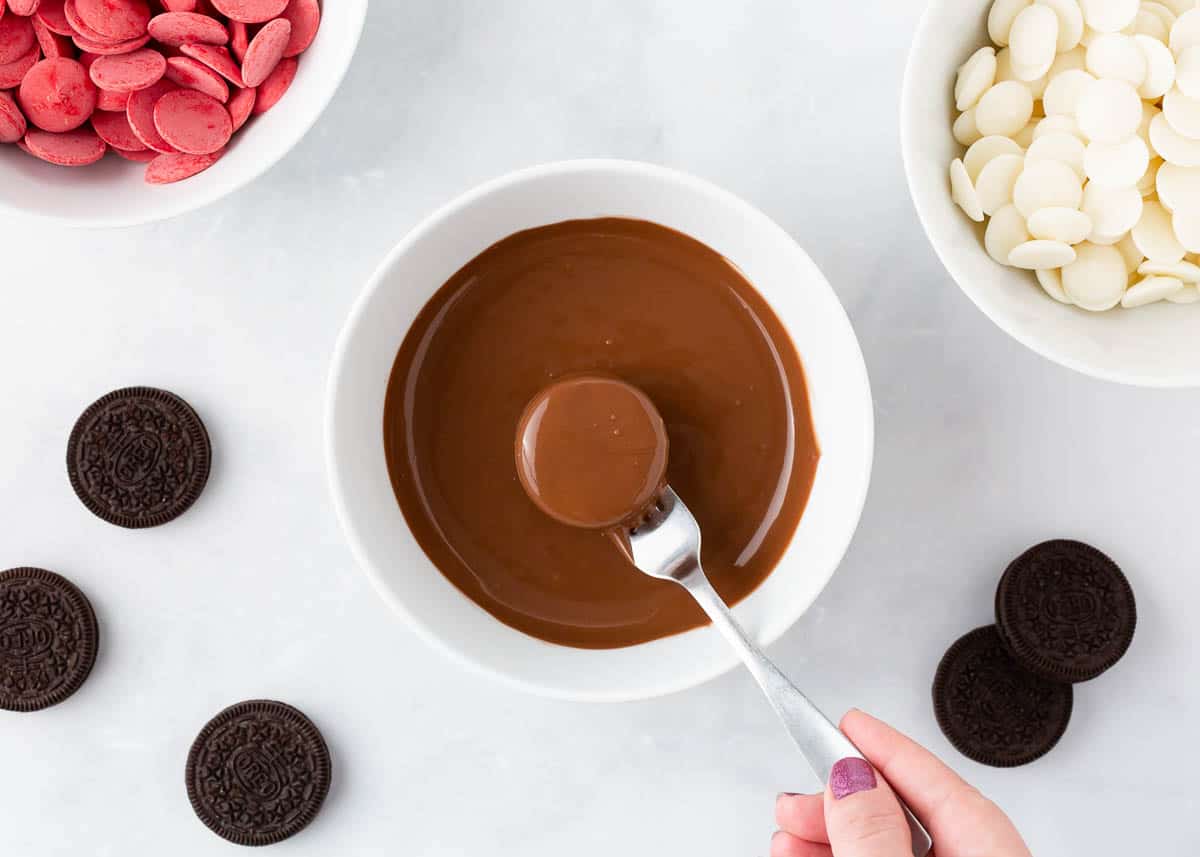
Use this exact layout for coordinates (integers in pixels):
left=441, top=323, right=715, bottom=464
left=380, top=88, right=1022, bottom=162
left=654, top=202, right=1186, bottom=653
left=823, top=757, right=912, bottom=857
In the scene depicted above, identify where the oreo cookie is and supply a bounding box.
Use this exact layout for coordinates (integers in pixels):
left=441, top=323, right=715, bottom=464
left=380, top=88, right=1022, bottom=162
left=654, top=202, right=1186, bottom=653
left=996, top=540, right=1136, bottom=683
left=933, top=626, right=1073, bottom=768
left=0, top=568, right=99, bottom=712
left=186, top=700, right=332, bottom=847
left=67, top=387, right=211, bottom=529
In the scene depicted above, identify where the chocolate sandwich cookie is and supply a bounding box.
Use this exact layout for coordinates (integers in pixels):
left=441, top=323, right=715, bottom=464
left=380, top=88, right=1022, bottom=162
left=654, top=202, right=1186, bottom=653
left=933, top=626, right=1073, bottom=767
left=996, top=540, right=1136, bottom=683
left=0, top=568, right=99, bottom=712
left=186, top=700, right=332, bottom=847
left=67, top=387, right=211, bottom=529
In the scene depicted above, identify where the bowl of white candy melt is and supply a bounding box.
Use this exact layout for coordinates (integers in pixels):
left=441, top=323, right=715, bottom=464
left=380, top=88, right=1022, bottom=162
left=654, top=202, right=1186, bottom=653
left=903, top=0, right=1200, bottom=387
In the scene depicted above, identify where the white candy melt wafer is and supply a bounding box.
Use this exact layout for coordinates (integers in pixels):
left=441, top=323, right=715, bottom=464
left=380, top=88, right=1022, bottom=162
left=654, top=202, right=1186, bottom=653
left=1149, top=111, right=1200, bottom=165
left=1121, top=275, right=1185, bottom=306
left=1084, top=136, right=1150, bottom=188
left=1137, top=34, right=1178, bottom=98
left=986, top=204, right=1033, bottom=264
left=1080, top=0, right=1139, bottom=33
left=1167, top=284, right=1200, bottom=301
left=954, top=108, right=983, bottom=146
left=976, top=153, right=1027, bottom=213
left=1132, top=200, right=1187, bottom=261
left=1011, top=5, right=1060, bottom=77
left=976, top=81, right=1036, bottom=135
left=1155, top=161, right=1200, bottom=209
left=1036, top=267, right=1074, bottom=302
left=1014, top=159, right=1083, bottom=215
left=1062, top=242, right=1129, bottom=310
left=1034, top=114, right=1084, bottom=139
left=1139, top=258, right=1200, bottom=280
left=1027, top=131, right=1086, bottom=177
left=956, top=47, right=999, bottom=110
left=965, top=135, right=1025, bottom=180
left=1082, top=182, right=1144, bottom=236
left=949, top=0, right=1200, bottom=311
left=1028, top=207, right=1094, bottom=243
left=1037, top=0, right=1084, bottom=52
left=1042, top=68, right=1096, bottom=114
left=1076, top=78, right=1143, bottom=142
left=990, top=0, right=1034, bottom=46
left=1171, top=206, right=1200, bottom=250
left=951, top=159, right=985, bottom=222
left=1177, top=45, right=1200, bottom=99
left=1009, top=239, right=1078, bottom=267
left=1086, top=33, right=1147, bottom=85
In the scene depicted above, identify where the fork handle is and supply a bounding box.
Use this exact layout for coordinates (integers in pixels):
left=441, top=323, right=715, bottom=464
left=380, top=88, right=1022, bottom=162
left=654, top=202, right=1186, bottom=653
left=680, top=573, right=932, bottom=857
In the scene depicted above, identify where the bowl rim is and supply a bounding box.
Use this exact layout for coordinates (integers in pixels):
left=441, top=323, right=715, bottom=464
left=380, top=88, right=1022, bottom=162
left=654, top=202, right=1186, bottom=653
left=0, top=1, right=369, bottom=230
left=324, top=158, right=875, bottom=701
left=900, top=0, right=1200, bottom=389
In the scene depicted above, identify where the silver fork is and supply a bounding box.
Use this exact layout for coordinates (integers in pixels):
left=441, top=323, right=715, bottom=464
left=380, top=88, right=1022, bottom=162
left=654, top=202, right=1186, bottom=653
left=626, top=487, right=932, bottom=857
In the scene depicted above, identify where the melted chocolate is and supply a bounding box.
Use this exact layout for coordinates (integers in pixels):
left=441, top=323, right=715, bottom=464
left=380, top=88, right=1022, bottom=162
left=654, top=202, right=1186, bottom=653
left=383, top=218, right=819, bottom=649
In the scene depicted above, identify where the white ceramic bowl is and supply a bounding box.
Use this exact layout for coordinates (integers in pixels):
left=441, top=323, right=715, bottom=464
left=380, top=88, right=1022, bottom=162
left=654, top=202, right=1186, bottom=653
left=902, top=0, right=1200, bottom=387
left=0, top=1, right=367, bottom=229
left=326, top=160, right=874, bottom=702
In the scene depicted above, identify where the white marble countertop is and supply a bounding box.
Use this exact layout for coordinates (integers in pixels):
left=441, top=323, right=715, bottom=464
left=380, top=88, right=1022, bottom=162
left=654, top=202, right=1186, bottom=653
left=2, top=1, right=1196, bottom=854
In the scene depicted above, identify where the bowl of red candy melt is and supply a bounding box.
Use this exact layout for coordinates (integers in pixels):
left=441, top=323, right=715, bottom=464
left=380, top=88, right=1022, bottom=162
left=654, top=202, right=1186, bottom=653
left=0, top=0, right=366, bottom=227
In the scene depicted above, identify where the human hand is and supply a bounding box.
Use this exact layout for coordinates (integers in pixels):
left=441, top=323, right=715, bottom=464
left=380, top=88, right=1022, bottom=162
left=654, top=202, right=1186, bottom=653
left=772, top=709, right=1031, bottom=857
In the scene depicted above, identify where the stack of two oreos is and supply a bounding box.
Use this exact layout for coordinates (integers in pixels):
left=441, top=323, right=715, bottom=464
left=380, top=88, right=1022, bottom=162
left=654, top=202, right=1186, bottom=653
left=933, top=540, right=1137, bottom=768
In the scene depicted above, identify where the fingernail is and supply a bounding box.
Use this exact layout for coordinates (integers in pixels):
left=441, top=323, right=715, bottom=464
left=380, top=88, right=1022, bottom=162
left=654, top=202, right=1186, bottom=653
left=776, top=792, right=800, bottom=800
left=830, top=757, right=877, bottom=800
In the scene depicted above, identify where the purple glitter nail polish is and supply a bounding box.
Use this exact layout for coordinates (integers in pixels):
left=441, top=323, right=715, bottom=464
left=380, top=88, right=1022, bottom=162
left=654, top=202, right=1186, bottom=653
left=830, top=757, right=877, bottom=800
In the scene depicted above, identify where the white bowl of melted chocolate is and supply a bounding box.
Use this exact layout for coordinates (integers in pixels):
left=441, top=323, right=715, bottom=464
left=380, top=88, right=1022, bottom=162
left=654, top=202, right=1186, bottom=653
left=327, top=160, right=874, bottom=701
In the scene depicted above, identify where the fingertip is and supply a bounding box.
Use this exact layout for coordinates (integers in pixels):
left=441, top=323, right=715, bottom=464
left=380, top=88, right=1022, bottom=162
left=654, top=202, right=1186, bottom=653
left=838, top=707, right=876, bottom=732
left=770, top=830, right=833, bottom=857
left=775, top=792, right=828, bottom=842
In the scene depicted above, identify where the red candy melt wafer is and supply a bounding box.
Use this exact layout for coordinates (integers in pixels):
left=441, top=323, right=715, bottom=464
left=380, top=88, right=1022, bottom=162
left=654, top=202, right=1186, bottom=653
left=97, top=87, right=129, bottom=110
left=165, top=55, right=228, bottom=101
left=280, top=0, right=320, bottom=57
left=240, top=16, right=287, bottom=87
left=147, top=12, right=227, bottom=47
left=35, top=0, right=74, bottom=38
left=9, top=0, right=44, bottom=15
left=144, top=147, right=221, bottom=183
left=226, top=82, right=253, bottom=130
left=178, top=42, right=242, bottom=86
left=73, top=0, right=150, bottom=42
left=90, top=106, right=143, bottom=149
left=113, top=144, right=155, bottom=160
left=89, top=47, right=164, bottom=91
left=63, top=0, right=111, bottom=43
left=19, top=57, right=98, bottom=132
left=251, top=54, right=293, bottom=114
left=209, top=0, right=286, bottom=24
left=72, top=32, right=149, bottom=54
left=125, top=77, right=176, bottom=152
left=0, top=14, right=35, bottom=65
left=152, top=87, right=230, bottom=154
left=0, top=44, right=39, bottom=88
left=0, top=92, right=27, bottom=144
left=228, top=18, right=246, bottom=61
left=2, top=0, right=320, bottom=186
left=31, top=17, right=76, bottom=58
left=23, top=126, right=106, bottom=165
